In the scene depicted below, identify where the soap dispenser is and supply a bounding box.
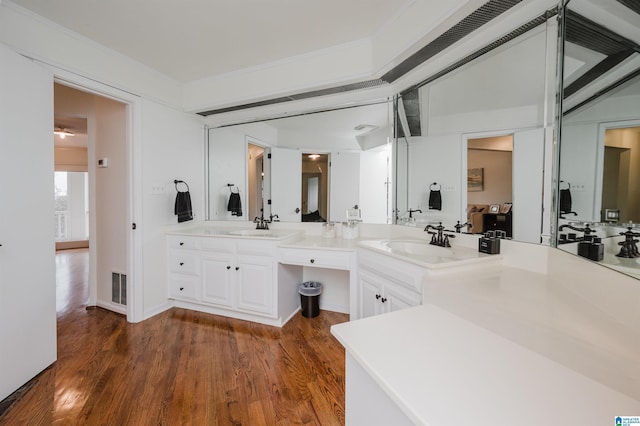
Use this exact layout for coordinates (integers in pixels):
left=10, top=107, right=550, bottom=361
left=589, top=237, right=604, bottom=261
left=578, top=234, right=593, bottom=258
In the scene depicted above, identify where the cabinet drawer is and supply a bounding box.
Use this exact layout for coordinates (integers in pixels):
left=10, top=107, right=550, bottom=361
left=201, top=237, right=235, bottom=253
left=236, top=239, right=276, bottom=256
left=167, top=236, right=200, bottom=250
left=169, top=252, right=199, bottom=275
left=169, top=274, right=199, bottom=300
left=279, top=247, right=352, bottom=270
left=358, top=248, right=423, bottom=293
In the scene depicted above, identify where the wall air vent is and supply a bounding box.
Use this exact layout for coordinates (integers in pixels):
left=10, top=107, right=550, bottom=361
left=112, top=272, right=127, bottom=305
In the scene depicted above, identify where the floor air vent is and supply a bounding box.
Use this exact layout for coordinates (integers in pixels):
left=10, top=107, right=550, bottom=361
left=112, top=272, right=127, bottom=305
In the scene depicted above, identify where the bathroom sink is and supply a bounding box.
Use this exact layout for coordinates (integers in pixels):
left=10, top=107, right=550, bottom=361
left=358, top=239, right=500, bottom=268
left=228, top=229, right=273, bottom=236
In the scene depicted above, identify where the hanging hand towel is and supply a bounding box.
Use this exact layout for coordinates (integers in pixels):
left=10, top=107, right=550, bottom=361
left=174, top=191, right=193, bottom=223
left=429, top=189, right=442, bottom=210
left=559, top=188, right=572, bottom=214
left=227, top=192, right=242, bottom=216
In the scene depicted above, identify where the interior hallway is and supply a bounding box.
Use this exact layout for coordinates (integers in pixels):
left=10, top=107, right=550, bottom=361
left=0, top=249, right=348, bottom=425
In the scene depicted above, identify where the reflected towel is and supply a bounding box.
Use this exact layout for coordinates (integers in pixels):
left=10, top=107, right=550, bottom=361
left=559, top=188, right=572, bottom=213
left=228, top=192, right=242, bottom=216
left=174, top=191, right=193, bottom=223
left=428, top=189, right=442, bottom=210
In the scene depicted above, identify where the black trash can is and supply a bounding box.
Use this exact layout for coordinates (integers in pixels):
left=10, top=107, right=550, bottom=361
left=298, top=281, right=323, bottom=318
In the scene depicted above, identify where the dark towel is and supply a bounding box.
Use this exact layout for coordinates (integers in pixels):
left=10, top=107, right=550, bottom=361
left=559, top=188, right=572, bottom=213
left=227, top=192, right=242, bottom=216
left=428, top=190, right=442, bottom=210
left=174, top=191, right=193, bottom=223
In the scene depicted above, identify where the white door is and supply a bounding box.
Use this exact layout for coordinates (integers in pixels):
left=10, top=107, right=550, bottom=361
left=270, top=147, right=302, bottom=222
left=0, top=44, right=56, bottom=400
left=513, top=128, right=545, bottom=244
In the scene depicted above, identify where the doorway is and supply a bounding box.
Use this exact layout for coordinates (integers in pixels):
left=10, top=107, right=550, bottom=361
left=302, top=153, right=328, bottom=222
left=54, top=83, right=130, bottom=316
left=466, top=135, right=513, bottom=235
left=247, top=143, right=265, bottom=220
left=601, top=126, right=640, bottom=222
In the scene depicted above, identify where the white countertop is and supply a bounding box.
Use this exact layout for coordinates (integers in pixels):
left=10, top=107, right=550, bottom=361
left=166, top=225, right=303, bottom=241
left=278, top=235, right=360, bottom=251
left=332, top=303, right=640, bottom=425
left=332, top=260, right=640, bottom=425
left=357, top=238, right=501, bottom=269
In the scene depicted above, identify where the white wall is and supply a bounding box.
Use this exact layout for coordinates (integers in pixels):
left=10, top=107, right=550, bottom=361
left=560, top=87, right=640, bottom=222
left=141, top=100, right=205, bottom=316
left=94, top=96, right=128, bottom=309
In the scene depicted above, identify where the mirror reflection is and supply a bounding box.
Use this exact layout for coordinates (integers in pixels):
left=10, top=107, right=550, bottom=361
left=393, top=18, right=552, bottom=244
left=207, top=102, right=393, bottom=224
left=556, top=0, right=640, bottom=279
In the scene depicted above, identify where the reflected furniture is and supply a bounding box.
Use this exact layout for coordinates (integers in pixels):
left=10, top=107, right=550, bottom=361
left=467, top=204, right=489, bottom=234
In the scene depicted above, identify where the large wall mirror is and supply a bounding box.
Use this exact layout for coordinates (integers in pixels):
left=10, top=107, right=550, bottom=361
left=207, top=102, right=393, bottom=224
left=393, top=13, right=556, bottom=244
left=556, top=0, right=640, bottom=279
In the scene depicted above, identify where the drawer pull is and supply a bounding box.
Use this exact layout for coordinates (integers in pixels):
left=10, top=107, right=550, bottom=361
left=179, top=262, right=184, bottom=266
left=179, top=242, right=184, bottom=246
left=235, top=266, right=240, bottom=271
left=310, top=259, right=315, bottom=264
left=179, top=287, right=184, bottom=291
left=227, top=266, right=231, bottom=270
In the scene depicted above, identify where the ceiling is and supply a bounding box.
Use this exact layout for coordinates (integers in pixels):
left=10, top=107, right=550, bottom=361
left=10, top=0, right=409, bottom=82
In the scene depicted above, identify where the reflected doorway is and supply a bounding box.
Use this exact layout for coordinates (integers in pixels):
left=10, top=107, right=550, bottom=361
left=247, top=143, right=266, bottom=220
left=602, top=126, right=640, bottom=222
left=302, top=153, right=328, bottom=222
left=466, top=135, right=513, bottom=235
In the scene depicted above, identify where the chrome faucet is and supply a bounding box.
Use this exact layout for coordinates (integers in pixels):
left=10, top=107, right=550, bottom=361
left=424, top=222, right=455, bottom=247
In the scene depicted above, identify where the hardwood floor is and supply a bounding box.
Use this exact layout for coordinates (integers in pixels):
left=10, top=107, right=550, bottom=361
left=0, top=249, right=349, bottom=425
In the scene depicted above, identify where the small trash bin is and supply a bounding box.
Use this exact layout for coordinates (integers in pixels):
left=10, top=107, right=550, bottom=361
left=298, top=281, right=323, bottom=318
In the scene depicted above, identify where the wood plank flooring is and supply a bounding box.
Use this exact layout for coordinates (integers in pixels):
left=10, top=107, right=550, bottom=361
left=0, top=249, right=349, bottom=425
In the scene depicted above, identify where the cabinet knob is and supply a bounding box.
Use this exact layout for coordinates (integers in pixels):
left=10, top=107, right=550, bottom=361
left=310, top=259, right=315, bottom=264
left=179, top=287, right=184, bottom=291
left=227, top=266, right=231, bottom=270
left=375, top=294, right=381, bottom=299
left=235, top=266, right=240, bottom=271
left=179, top=242, right=184, bottom=246
left=381, top=297, right=387, bottom=303
left=179, top=262, right=184, bottom=266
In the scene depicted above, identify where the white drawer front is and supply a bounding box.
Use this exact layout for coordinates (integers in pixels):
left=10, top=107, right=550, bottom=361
left=358, top=248, right=423, bottom=293
left=169, top=274, right=199, bottom=300
left=280, top=248, right=351, bottom=270
left=169, top=252, right=199, bottom=275
left=236, top=239, right=275, bottom=256
left=167, top=236, right=200, bottom=250
left=200, top=237, right=235, bottom=252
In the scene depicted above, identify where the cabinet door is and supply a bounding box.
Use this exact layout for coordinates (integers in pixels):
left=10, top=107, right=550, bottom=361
left=358, top=270, right=385, bottom=318
left=202, top=253, right=234, bottom=308
left=236, top=255, right=273, bottom=315
left=384, top=283, right=421, bottom=314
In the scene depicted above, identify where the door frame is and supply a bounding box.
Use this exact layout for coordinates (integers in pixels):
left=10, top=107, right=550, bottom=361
left=50, top=66, right=143, bottom=323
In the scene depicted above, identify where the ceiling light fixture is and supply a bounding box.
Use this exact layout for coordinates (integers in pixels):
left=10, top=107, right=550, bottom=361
left=308, top=154, right=320, bottom=160
left=54, top=127, right=75, bottom=139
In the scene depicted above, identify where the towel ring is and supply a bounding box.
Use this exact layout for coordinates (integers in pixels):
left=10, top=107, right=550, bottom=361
left=429, top=182, right=441, bottom=191
left=560, top=180, right=571, bottom=190
left=174, top=179, right=189, bottom=192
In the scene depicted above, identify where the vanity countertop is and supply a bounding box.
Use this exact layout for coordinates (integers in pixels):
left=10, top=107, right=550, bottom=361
left=166, top=226, right=304, bottom=241
left=332, top=261, right=640, bottom=425
left=357, top=238, right=502, bottom=269
left=277, top=235, right=360, bottom=251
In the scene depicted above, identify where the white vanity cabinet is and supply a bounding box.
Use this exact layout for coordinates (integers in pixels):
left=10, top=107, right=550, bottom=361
left=167, top=236, right=202, bottom=301
left=357, top=248, right=424, bottom=319
left=167, top=233, right=296, bottom=326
